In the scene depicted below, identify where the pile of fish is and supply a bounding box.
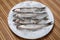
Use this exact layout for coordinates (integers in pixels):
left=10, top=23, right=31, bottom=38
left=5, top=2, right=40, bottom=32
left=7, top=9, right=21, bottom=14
left=12, top=7, right=52, bottom=30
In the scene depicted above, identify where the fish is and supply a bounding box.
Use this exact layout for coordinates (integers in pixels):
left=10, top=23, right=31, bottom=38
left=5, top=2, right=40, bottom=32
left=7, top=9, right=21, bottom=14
left=16, top=21, right=53, bottom=30
left=12, top=7, right=45, bottom=13
left=13, top=12, right=47, bottom=18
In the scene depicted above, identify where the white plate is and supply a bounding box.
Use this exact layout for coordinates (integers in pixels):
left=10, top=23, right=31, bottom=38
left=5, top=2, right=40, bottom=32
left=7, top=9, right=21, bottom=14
left=8, top=1, right=54, bottom=39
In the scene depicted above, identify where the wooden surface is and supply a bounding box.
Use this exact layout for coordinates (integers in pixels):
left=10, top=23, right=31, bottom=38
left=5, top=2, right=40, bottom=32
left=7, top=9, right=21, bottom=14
left=0, top=0, right=60, bottom=40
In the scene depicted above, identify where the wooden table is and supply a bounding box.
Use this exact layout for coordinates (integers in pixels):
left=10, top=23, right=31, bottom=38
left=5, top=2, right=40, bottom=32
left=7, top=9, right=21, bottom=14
left=0, top=0, right=60, bottom=40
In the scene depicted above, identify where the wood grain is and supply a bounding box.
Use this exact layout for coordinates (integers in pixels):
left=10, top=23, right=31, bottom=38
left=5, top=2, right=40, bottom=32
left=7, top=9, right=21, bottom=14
left=0, top=0, right=60, bottom=40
